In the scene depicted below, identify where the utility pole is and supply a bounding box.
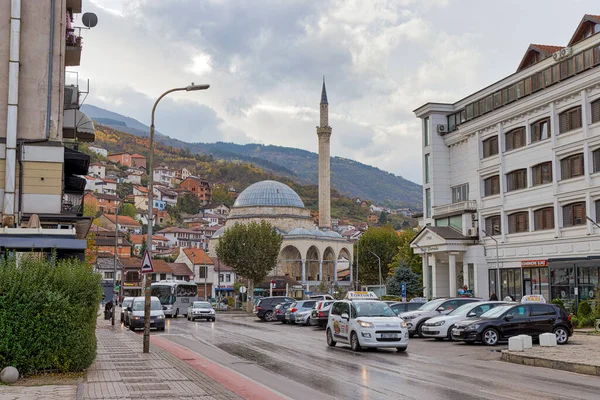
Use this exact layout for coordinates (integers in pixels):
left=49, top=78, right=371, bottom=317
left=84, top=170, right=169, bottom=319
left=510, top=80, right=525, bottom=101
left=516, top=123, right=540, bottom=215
left=111, top=207, right=118, bottom=326
left=482, top=229, right=500, bottom=297
left=369, top=250, right=382, bottom=290
left=204, top=254, right=208, bottom=301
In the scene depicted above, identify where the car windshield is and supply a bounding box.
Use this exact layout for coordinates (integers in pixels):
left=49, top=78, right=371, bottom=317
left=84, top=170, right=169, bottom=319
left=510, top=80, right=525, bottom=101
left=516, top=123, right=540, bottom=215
left=133, top=300, right=162, bottom=311
left=448, top=302, right=479, bottom=316
left=354, top=301, right=396, bottom=317
left=122, top=298, right=134, bottom=307
left=193, top=302, right=211, bottom=308
left=150, top=286, right=173, bottom=305
left=480, top=305, right=513, bottom=318
left=419, top=299, right=446, bottom=311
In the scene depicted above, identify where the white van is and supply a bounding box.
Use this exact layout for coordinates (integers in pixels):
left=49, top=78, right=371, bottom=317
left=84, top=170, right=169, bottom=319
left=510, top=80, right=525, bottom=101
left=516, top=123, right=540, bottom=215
left=128, top=296, right=166, bottom=331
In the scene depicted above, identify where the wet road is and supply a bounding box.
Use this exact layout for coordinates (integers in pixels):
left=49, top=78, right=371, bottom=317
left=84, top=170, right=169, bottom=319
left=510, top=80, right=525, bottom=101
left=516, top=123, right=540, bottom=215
left=155, top=314, right=599, bottom=400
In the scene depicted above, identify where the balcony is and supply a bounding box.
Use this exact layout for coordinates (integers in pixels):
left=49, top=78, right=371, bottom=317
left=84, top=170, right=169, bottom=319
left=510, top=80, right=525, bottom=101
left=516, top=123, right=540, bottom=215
left=432, top=200, right=478, bottom=218
left=65, top=28, right=82, bottom=66
left=66, top=0, right=82, bottom=13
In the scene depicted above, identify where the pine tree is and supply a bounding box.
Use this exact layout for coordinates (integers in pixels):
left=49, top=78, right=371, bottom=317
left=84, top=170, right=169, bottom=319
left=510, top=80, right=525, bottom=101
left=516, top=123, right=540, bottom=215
left=387, top=260, right=422, bottom=298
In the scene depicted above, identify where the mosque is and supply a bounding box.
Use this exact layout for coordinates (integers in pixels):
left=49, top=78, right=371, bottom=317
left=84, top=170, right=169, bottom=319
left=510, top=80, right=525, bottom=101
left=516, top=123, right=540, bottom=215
left=209, top=80, right=354, bottom=293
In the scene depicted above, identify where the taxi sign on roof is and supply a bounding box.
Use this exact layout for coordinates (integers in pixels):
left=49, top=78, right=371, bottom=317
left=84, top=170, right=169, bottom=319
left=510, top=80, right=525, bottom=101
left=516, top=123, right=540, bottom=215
left=521, top=294, right=546, bottom=304
left=345, top=291, right=379, bottom=300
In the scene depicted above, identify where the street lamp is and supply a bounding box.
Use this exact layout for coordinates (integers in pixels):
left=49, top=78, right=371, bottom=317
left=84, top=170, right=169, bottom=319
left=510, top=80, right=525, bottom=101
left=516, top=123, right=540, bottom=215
left=481, top=228, right=500, bottom=298
left=369, top=251, right=382, bottom=289
left=143, top=83, right=209, bottom=354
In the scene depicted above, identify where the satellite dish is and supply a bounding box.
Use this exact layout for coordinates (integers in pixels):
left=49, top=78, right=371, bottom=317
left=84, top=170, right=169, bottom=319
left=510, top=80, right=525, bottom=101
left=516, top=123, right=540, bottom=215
left=82, top=13, right=98, bottom=28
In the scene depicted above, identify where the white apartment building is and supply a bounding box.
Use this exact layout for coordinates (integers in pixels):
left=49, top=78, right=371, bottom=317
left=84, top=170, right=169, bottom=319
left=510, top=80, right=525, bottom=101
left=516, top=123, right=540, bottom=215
left=412, top=14, right=600, bottom=312
left=153, top=165, right=176, bottom=188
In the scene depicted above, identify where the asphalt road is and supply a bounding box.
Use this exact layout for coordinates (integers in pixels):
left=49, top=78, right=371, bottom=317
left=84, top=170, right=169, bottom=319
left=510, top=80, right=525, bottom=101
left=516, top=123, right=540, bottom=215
left=153, top=313, right=599, bottom=400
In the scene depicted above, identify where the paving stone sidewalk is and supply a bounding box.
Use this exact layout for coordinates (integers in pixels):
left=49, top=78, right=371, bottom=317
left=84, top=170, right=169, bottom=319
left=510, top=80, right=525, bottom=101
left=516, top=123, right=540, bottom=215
left=82, top=311, right=243, bottom=400
left=502, top=334, right=600, bottom=376
left=0, top=384, right=77, bottom=400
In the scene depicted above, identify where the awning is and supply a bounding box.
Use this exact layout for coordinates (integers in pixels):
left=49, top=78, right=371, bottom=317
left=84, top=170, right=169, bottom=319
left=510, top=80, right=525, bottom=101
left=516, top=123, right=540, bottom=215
left=63, top=109, right=95, bottom=142
left=0, top=234, right=87, bottom=250
left=216, top=288, right=234, bottom=291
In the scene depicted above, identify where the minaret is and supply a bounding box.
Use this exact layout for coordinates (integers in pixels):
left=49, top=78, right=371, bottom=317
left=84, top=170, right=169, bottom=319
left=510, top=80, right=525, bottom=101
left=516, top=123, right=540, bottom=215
left=317, top=77, right=332, bottom=230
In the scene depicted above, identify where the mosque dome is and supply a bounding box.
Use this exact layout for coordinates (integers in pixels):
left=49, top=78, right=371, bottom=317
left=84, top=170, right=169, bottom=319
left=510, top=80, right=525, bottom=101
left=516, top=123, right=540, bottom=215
left=233, top=180, right=304, bottom=208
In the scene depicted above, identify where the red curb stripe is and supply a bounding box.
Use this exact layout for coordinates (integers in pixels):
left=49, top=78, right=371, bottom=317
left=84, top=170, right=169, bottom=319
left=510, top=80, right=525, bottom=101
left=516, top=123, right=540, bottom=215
left=151, top=335, right=288, bottom=400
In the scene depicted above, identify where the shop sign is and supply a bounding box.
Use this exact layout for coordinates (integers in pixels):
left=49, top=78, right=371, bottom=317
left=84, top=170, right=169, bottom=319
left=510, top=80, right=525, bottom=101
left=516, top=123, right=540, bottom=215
left=521, top=260, right=548, bottom=267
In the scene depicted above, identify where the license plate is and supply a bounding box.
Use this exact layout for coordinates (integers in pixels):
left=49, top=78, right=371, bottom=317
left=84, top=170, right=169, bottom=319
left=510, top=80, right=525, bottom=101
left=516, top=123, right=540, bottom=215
left=452, top=329, right=462, bottom=335
left=422, top=326, right=430, bottom=332
left=381, top=333, right=400, bottom=339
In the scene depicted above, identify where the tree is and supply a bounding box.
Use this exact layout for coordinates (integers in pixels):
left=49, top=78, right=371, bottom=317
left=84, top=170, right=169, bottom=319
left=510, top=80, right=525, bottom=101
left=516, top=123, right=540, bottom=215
left=116, top=182, right=133, bottom=199
left=83, top=203, right=98, bottom=218
left=119, top=202, right=138, bottom=219
left=354, top=225, right=402, bottom=287
left=139, top=236, right=147, bottom=257
left=387, top=261, right=422, bottom=298
left=177, top=193, right=202, bottom=214
left=390, top=228, right=422, bottom=275
left=378, top=211, right=387, bottom=224
left=216, top=221, right=283, bottom=312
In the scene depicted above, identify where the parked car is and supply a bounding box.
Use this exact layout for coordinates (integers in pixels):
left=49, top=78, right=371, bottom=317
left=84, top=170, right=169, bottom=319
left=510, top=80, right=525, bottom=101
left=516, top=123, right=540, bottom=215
left=451, top=303, right=573, bottom=346
left=327, top=299, right=409, bottom=352
left=128, top=296, right=165, bottom=331
left=285, top=300, right=317, bottom=325
left=254, top=296, right=295, bottom=321
left=388, top=301, right=427, bottom=315
left=421, top=301, right=508, bottom=340
left=121, top=296, right=134, bottom=325
left=400, top=297, right=481, bottom=337
left=309, top=295, right=334, bottom=301
left=187, top=301, right=216, bottom=322
left=310, top=300, right=335, bottom=327
left=275, top=302, right=294, bottom=323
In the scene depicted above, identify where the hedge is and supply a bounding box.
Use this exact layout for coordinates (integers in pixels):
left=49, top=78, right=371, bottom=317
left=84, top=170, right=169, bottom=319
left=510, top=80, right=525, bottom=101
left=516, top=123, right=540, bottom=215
left=0, top=253, right=102, bottom=375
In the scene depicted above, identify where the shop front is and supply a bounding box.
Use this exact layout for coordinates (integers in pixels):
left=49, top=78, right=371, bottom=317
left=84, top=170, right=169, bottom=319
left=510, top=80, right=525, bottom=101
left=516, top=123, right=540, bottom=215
left=548, top=257, right=600, bottom=312
left=488, top=260, right=549, bottom=302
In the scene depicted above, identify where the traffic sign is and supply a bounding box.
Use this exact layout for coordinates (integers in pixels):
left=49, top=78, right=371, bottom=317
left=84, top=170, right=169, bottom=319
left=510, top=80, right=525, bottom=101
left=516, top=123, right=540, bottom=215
left=401, top=283, right=407, bottom=303
left=239, top=286, right=247, bottom=294
left=141, top=249, right=154, bottom=274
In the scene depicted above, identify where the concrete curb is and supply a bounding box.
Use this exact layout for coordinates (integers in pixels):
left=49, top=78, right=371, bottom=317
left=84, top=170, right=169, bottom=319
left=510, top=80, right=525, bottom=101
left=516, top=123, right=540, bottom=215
left=501, top=351, right=600, bottom=376
left=76, top=377, right=83, bottom=400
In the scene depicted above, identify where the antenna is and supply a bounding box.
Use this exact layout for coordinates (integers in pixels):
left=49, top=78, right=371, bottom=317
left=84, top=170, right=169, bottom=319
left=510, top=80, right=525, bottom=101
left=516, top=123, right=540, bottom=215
left=82, top=13, right=98, bottom=28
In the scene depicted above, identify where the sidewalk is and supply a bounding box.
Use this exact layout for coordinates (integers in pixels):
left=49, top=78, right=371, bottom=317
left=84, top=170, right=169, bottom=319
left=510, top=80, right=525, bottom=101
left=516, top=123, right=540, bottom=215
left=501, top=334, right=600, bottom=376
left=82, top=310, right=244, bottom=400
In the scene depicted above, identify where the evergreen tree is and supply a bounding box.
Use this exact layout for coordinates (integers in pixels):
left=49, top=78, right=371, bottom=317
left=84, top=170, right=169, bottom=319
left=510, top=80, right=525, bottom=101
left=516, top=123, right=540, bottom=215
left=379, top=211, right=387, bottom=224
left=387, top=260, right=422, bottom=298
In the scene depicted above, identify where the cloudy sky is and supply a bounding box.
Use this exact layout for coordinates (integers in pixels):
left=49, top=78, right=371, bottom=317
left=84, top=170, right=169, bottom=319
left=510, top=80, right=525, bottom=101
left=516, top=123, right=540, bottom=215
left=75, top=0, right=596, bottom=183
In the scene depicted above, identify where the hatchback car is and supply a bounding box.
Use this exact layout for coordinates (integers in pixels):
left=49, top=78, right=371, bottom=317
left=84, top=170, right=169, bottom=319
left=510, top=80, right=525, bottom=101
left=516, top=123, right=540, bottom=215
left=275, top=302, right=293, bottom=323
left=285, top=300, right=317, bottom=325
left=128, top=296, right=165, bottom=331
left=421, top=301, right=508, bottom=340
left=254, top=296, right=295, bottom=321
left=451, top=303, right=573, bottom=346
left=400, top=297, right=481, bottom=337
left=121, top=296, right=134, bottom=325
left=327, top=300, right=409, bottom=352
left=389, top=301, right=426, bottom=315
left=187, top=301, right=216, bottom=322
left=310, top=300, right=335, bottom=327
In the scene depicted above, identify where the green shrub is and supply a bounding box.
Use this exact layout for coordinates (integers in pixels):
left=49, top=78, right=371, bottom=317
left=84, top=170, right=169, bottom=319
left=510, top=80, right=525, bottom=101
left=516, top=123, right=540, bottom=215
left=578, top=300, right=592, bottom=319
left=580, top=316, right=597, bottom=328
left=0, top=253, right=102, bottom=375
left=551, top=298, right=566, bottom=312
left=570, top=315, right=578, bottom=327
left=226, top=297, right=235, bottom=308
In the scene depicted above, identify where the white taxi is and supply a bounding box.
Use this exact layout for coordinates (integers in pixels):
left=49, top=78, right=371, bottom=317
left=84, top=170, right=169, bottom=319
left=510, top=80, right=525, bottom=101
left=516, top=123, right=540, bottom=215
left=326, top=292, right=409, bottom=352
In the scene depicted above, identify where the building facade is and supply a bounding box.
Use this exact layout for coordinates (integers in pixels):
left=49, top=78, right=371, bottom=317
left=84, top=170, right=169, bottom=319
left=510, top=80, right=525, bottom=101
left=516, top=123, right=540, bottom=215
left=180, top=176, right=212, bottom=204
left=412, top=15, right=600, bottom=311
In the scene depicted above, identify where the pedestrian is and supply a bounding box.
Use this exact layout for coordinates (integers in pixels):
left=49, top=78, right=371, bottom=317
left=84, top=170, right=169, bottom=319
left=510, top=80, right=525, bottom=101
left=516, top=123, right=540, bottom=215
left=489, top=292, right=498, bottom=301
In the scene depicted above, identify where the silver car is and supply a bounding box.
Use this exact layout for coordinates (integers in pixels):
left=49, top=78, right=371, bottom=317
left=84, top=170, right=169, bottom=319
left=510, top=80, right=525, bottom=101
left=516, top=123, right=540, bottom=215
left=121, top=296, right=134, bottom=326
left=400, top=298, right=482, bottom=337
left=187, top=301, right=216, bottom=322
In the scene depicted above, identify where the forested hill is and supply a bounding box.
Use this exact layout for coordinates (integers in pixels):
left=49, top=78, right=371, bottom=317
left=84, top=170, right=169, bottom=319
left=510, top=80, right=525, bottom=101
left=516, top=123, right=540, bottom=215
left=81, top=104, right=422, bottom=209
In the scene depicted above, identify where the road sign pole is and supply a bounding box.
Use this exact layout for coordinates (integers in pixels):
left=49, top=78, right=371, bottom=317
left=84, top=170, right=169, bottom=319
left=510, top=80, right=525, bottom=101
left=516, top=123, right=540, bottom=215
left=140, top=249, right=154, bottom=354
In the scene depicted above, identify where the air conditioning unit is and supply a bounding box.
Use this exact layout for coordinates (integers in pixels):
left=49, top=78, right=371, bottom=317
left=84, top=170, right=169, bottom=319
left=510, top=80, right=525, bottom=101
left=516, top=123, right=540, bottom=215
left=64, top=85, right=79, bottom=109
left=466, top=228, right=477, bottom=237
left=552, top=47, right=572, bottom=62
left=437, top=124, right=446, bottom=134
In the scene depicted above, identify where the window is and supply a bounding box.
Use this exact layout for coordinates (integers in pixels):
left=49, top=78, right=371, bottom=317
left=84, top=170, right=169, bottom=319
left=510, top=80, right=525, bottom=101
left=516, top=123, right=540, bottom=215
left=424, top=117, right=430, bottom=146
left=563, top=202, right=586, bottom=227
left=198, top=266, right=207, bottom=279
left=534, top=207, right=554, bottom=230
left=596, top=201, right=600, bottom=223
left=483, top=136, right=499, bottom=158
left=105, top=272, right=114, bottom=280
left=532, top=162, right=553, bottom=186
left=484, top=175, right=500, bottom=197
left=530, top=118, right=550, bottom=142
left=506, top=169, right=527, bottom=192
left=592, top=99, right=600, bottom=124
left=219, top=273, right=224, bottom=282
left=451, top=183, right=469, bottom=203
left=531, top=304, right=553, bottom=316
left=593, top=149, right=600, bottom=173
left=160, top=273, right=166, bottom=280
left=505, top=127, right=526, bottom=151
left=485, top=215, right=501, bottom=235
left=560, top=153, right=584, bottom=179
left=425, top=189, right=431, bottom=218
left=559, top=106, right=582, bottom=133
left=226, top=273, right=231, bottom=282
left=508, top=212, right=529, bottom=233
left=424, top=154, right=431, bottom=183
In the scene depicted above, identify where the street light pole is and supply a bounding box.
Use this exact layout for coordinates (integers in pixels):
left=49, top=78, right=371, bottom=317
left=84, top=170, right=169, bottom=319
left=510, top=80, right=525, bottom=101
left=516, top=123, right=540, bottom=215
left=369, top=251, right=382, bottom=289
left=481, top=229, right=500, bottom=298
left=112, top=206, right=119, bottom=326
left=143, top=83, right=209, bottom=354
left=204, top=254, right=208, bottom=301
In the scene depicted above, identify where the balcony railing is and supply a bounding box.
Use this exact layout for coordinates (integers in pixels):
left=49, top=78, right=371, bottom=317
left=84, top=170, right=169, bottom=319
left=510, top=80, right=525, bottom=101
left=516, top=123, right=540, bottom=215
left=65, top=27, right=82, bottom=66
left=432, top=200, right=478, bottom=218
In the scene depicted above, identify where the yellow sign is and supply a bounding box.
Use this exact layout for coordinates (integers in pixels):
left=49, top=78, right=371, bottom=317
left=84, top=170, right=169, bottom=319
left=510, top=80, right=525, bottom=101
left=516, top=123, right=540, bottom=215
left=345, top=291, right=379, bottom=300
left=521, top=260, right=548, bottom=267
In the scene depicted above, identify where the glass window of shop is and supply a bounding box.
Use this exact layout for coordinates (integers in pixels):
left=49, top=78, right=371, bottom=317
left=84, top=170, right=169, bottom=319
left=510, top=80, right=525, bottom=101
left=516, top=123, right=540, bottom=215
left=522, top=267, right=549, bottom=301
left=550, top=259, right=600, bottom=312
left=550, top=261, right=577, bottom=312
left=489, top=268, right=522, bottom=301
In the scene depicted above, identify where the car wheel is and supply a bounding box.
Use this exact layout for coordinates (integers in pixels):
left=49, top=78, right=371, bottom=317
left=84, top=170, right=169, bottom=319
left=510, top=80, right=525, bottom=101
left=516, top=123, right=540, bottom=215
left=326, top=328, right=336, bottom=347
left=396, top=346, right=407, bottom=352
left=212, top=318, right=216, bottom=322
left=174, top=309, right=179, bottom=318
left=305, top=317, right=311, bottom=326
left=264, top=311, right=273, bottom=322
left=282, top=319, right=287, bottom=324
left=350, top=332, right=362, bottom=352
left=447, top=325, right=455, bottom=341
left=482, top=328, right=499, bottom=346
left=554, top=326, right=569, bottom=344
left=183, top=314, right=187, bottom=318
left=416, top=322, right=426, bottom=338
left=187, top=315, right=190, bottom=321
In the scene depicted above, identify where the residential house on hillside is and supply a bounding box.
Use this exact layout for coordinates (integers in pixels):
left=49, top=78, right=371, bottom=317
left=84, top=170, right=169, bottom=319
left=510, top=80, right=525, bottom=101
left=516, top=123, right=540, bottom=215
left=95, top=255, right=123, bottom=302
left=88, top=146, right=108, bottom=157
left=108, top=152, right=133, bottom=167
left=367, top=214, right=379, bottom=224
left=213, top=258, right=236, bottom=298
left=124, top=170, right=143, bottom=185
left=172, top=187, right=192, bottom=198
left=175, top=248, right=215, bottom=299
left=149, top=259, right=175, bottom=282
left=131, top=154, right=147, bottom=169
left=95, top=231, right=132, bottom=258
left=180, top=176, right=212, bottom=204
left=98, top=214, right=142, bottom=234
left=137, top=209, right=171, bottom=227
left=120, top=257, right=143, bottom=297
left=201, top=203, right=230, bottom=215
left=88, top=163, right=106, bottom=178
left=201, top=213, right=226, bottom=227
left=133, top=185, right=148, bottom=196
left=93, top=178, right=117, bottom=195
left=157, top=227, right=203, bottom=248
left=195, top=225, right=223, bottom=249
left=84, top=192, right=121, bottom=214
left=154, top=185, right=178, bottom=207
left=130, top=234, right=170, bottom=256
left=175, top=167, right=192, bottom=182
left=153, top=164, right=176, bottom=188
left=169, top=263, right=194, bottom=281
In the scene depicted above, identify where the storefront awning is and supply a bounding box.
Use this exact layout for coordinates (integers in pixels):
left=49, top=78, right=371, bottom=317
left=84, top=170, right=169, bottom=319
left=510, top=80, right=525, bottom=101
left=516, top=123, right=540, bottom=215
left=63, top=109, right=95, bottom=142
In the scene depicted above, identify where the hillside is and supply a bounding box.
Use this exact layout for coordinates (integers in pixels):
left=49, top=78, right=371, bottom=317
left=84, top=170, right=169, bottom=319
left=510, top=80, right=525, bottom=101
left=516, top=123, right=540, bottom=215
left=82, top=104, right=422, bottom=209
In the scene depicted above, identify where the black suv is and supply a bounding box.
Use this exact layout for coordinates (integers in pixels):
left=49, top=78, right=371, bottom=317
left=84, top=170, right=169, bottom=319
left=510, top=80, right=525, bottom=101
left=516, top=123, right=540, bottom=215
left=451, top=303, right=573, bottom=346
left=254, top=296, right=295, bottom=321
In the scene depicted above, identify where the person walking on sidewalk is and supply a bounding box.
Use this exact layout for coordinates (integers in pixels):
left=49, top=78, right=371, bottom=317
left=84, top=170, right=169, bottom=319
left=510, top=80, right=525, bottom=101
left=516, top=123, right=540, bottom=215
left=489, top=292, right=498, bottom=301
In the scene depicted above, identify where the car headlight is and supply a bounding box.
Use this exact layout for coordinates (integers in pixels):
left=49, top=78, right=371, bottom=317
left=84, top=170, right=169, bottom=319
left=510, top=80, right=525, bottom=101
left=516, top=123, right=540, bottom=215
left=357, top=320, right=374, bottom=328
left=404, top=314, right=419, bottom=320
left=133, top=316, right=141, bottom=320
left=401, top=321, right=407, bottom=328
left=210, top=309, right=215, bottom=314
left=157, top=315, right=164, bottom=319
left=465, top=324, right=479, bottom=330
left=430, top=321, right=445, bottom=326
left=165, top=305, right=173, bottom=309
